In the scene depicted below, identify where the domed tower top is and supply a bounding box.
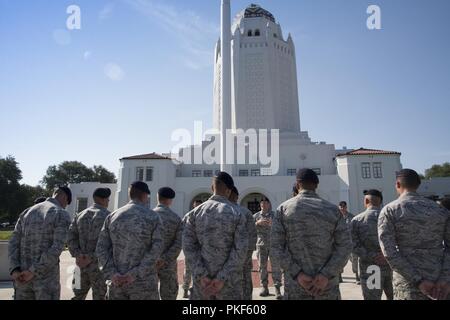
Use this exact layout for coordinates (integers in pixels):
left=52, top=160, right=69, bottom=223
left=243, top=3, right=275, bottom=22
left=232, top=3, right=285, bottom=41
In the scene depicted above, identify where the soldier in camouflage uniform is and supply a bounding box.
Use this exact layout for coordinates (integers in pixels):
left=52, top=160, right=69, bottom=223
left=96, top=181, right=163, bottom=300
left=351, top=189, right=393, bottom=300
left=254, top=198, right=283, bottom=298
left=67, top=188, right=112, bottom=300
left=339, top=201, right=360, bottom=284
left=182, top=199, right=203, bottom=299
left=378, top=169, right=450, bottom=300
left=183, top=172, right=248, bottom=300
left=154, top=187, right=182, bottom=300
left=8, top=187, right=72, bottom=300
left=229, top=186, right=257, bottom=300
left=271, top=169, right=352, bottom=300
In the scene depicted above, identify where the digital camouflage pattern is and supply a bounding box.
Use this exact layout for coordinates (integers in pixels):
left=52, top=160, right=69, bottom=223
left=153, top=204, right=182, bottom=300
left=232, top=203, right=257, bottom=300
left=271, top=190, right=352, bottom=300
left=351, top=208, right=393, bottom=300
left=8, top=198, right=71, bottom=300
left=67, top=203, right=110, bottom=300
left=96, top=200, right=163, bottom=300
left=378, top=192, right=450, bottom=300
left=254, top=210, right=282, bottom=288
left=182, top=195, right=248, bottom=300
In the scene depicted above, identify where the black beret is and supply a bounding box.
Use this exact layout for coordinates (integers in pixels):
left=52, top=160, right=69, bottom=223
left=158, top=187, right=176, bottom=199
left=57, top=186, right=72, bottom=205
left=296, top=168, right=319, bottom=184
left=363, top=189, right=383, bottom=201
left=131, top=181, right=151, bottom=195
left=231, top=186, right=239, bottom=196
left=93, top=188, right=111, bottom=199
left=214, top=171, right=235, bottom=190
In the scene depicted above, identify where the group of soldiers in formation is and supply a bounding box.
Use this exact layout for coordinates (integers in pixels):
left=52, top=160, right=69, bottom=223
left=7, top=167, right=450, bottom=300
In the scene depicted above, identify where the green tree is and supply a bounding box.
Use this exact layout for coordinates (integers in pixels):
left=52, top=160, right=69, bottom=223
left=41, top=161, right=116, bottom=191
left=425, top=162, right=450, bottom=179
left=0, top=156, right=22, bottom=221
left=0, top=156, right=46, bottom=223
left=92, top=165, right=117, bottom=183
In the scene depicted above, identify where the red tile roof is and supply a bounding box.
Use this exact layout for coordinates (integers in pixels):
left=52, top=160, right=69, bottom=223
left=121, top=153, right=172, bottom=161
left=337, top=148, right=401, bottom=157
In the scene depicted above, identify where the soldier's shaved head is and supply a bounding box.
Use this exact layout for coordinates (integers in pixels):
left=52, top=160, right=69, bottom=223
left=396, top=169, right=421, bottom=190
left=365, top=195, right=382, bottom=207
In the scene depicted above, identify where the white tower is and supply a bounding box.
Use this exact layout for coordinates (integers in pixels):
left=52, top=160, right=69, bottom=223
left=214, top=4, right=301, bottom=134
left=220, top=0, right=233, bottom=174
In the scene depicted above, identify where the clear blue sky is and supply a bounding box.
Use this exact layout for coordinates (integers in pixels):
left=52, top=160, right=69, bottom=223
left=1, top=0, right=449, bottom=186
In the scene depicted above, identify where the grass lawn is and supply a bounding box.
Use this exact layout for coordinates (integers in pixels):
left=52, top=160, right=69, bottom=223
left=0, top=231, right=13, bottom=241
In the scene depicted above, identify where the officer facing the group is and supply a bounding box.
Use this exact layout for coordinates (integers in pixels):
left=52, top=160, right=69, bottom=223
left=271, top=169, right=352, bottom=300
left=67, top=187, right=112, bottom=300
left=351, top=189, right=393, bottom=300
left=339, top=201, right=359, bottom=284
left=9, top=187, right=72, bottom=300
left=96, top=181, right=163, bottom=300
left=254, top=198, right=282, bottom=299
left=154, top=187, right=182, bottom=300
left=378, top=169, right=450, bottom=300
left=229, top=186, right=257, bottom=300
left=183, top=172, right=248, bottom=300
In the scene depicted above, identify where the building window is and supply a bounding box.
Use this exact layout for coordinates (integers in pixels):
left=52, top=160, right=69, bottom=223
left=251, top=169, right=261, bottom=176
left=145, top=167, right=153, bottom=182
left=274, top=33, right=278, bottom=38
left=76, top=198, right=88, bottom=213
left=362, top=163, right=371, bottom=179
left=136, top=167, right=144, bottom=181
left=312, top=168, right=322, bottom=176
left=373, top=162, right=383, bottom=179
left=204, top=170, right=213, bottom=177
left=247, top=30, right=252, bottom=37
left=192, top=170, right=202, bottom=177
left=255, top=29, right=261, bottom=36
left=239, top=170, right=249, bottom=177
left=287, top=169, right=297, bottom=176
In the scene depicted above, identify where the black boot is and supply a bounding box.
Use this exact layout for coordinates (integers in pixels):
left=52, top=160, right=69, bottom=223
left=259, top=286, right=269, bottom=297
left=275, top=286, right=283, bottom=300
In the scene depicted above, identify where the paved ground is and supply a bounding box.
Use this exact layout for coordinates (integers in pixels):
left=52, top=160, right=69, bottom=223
left=0, top=251, right=372, bottom=300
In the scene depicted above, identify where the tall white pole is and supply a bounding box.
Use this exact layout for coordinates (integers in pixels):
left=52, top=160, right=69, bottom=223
left=220, top=0, right=232, bottom=174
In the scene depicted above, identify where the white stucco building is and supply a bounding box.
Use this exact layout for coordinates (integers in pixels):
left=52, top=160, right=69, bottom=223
left=111, top=3, right=404, bottom=216
left=66, top=182, right=117, bottom=218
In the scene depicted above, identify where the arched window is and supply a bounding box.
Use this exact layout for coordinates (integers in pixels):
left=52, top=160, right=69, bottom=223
left=248, top=30, right=252, bottom=37
left=273, top=33, right=278, bottom=38
left=255, top=29, right=261, bottom=36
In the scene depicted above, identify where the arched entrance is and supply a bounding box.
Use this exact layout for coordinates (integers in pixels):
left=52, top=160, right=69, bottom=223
left=190, top=193, right=212, bottom=210
left=240, top=193, right=270, bottom=214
